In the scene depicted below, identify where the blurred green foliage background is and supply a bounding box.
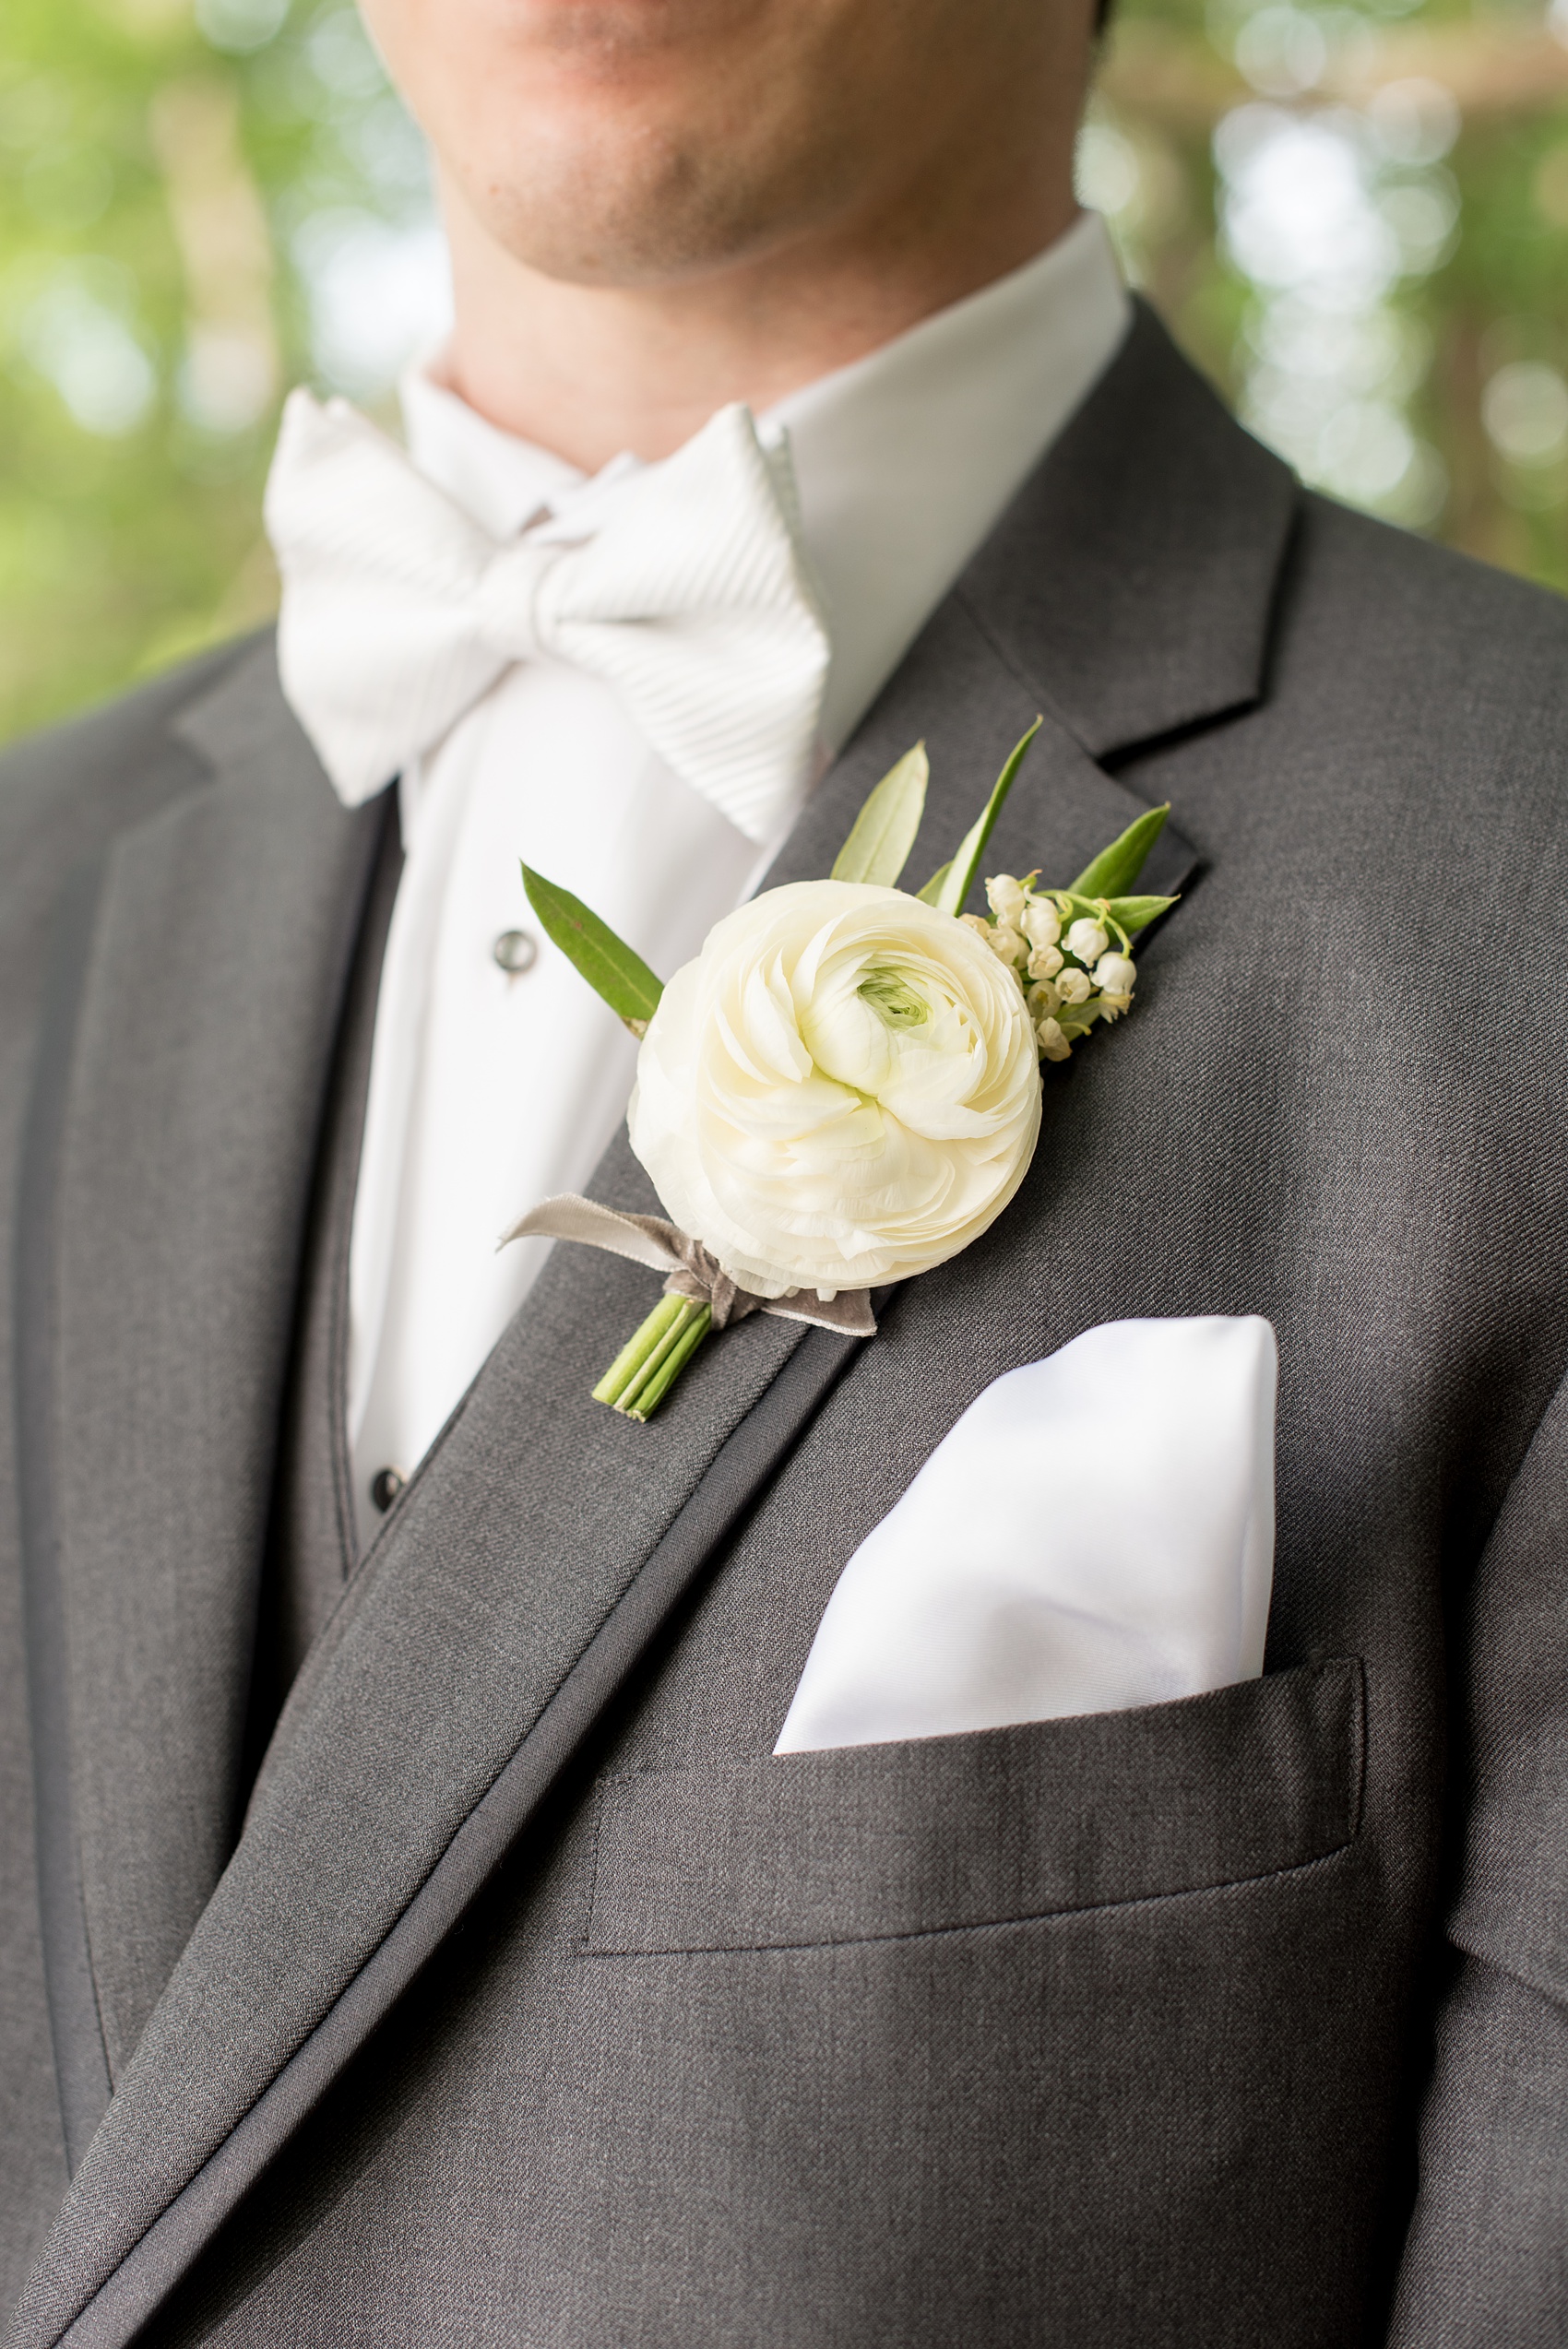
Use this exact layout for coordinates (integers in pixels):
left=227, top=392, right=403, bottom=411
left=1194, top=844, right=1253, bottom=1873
left=2, top=0, right=1566, bottom=748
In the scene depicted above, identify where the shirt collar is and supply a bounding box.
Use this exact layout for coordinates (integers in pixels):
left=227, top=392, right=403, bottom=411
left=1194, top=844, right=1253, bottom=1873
left=399, top=368, right=587, bottom=539
left=400, top=209, right=1130, bottom=753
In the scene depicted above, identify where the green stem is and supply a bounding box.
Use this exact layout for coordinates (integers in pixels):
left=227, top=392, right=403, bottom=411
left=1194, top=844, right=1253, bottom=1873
left=592, top=1295, right=713, bottom=1420
left=592, top=1292, right=684, bottom=1404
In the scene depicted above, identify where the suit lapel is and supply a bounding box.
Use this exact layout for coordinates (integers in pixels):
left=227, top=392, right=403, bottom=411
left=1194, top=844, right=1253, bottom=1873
left=771, top=301, right=1294, bottom=902
left=956, top=299, right=1296, bottom=762
left=12, top=309, right=1296, bottom=2349
left=15, top=638, right=381, bottom=2146
left=768, top=588, right=1196, bottom=913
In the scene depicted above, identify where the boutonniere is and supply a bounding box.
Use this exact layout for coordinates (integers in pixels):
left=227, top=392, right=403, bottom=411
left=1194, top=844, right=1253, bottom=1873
left=505, top=720, right=1176, bottom=1420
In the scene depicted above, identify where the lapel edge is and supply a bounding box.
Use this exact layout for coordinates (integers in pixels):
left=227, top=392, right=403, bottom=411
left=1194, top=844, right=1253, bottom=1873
left=13, top=642, right=283, bottom=2178
left=15, top=853, right=116, bottom=2176
left=35, top=1322, right=871, bottom=2349
left=954, top=301, right=1301, bottom=765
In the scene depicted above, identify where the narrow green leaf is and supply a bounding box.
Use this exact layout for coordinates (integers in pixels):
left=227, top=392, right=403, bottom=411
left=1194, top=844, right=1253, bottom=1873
left=521, top=864, right=664, bottom=1031
left=934, top=718, right=1044, bottom=917
left=1069, top=804, right=1170, bottom=901
left=831, top=741, right=929, bottom=888
left=916, top=860, right=953, bottom=907
left=1103, top=892, right=1178, bottom=936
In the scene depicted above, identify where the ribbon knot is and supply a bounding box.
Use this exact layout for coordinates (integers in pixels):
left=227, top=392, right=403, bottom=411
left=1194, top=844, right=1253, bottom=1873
left=470, top=537, right=557, bottom=667
left=657, top=1232, right=754, bottom=1331
left=500, top=1196, right=877, bottom=1339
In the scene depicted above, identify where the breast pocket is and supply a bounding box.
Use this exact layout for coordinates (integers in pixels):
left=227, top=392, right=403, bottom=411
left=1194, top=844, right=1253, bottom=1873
left=585, top=1656, right=1364, bottom=1955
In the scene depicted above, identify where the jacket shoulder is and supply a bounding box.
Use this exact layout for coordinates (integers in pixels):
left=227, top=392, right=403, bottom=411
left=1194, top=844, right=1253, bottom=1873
left=0, top=632, right=272, bottom=938
left=1287, top=494, right=1568, bottom=717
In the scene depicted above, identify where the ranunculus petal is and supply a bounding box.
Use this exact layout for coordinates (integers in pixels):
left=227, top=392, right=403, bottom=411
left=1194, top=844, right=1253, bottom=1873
left=628, top=880, right=1041, bottom=1297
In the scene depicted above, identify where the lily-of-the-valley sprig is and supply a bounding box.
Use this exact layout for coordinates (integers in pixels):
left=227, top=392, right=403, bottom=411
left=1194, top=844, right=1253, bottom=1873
left=505, top=720, right=1177, bottom=1421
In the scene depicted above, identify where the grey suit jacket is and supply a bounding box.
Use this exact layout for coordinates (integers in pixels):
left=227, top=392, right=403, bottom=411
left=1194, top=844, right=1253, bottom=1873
left=4, top=306, right=1568, bottom=2348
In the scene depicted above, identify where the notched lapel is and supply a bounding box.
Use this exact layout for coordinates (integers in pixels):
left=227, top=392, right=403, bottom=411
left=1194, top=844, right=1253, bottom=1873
left=776, top=304, right=1288, bottom=911
left=27, top=639, right=380, bottom=2110
left=957, top=301, right=1299, bottom=764
left=771, top=594, right=1199, bottom=918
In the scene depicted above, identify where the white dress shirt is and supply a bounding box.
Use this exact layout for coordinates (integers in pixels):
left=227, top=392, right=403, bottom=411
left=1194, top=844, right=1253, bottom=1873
left=338, top=210, right=1128, bottom=1544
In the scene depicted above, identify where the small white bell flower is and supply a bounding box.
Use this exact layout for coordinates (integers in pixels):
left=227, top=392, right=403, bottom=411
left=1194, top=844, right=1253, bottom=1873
left=1028, top=943, right=1063, bottom=982
left=1027, top=979, right=1062, bottom=1019
left=1022, top=901, right=1062, bottom=951
left=987, top=923, right=1029, bottom=968
left=1093, top=952, right=1136, bottom=1002
left=1065, top=918, right=1110, bottom=966
left=986, top=874, right=1028, bottom=926
left=1038, top=1016, right=1072, bottom=1062
left=958, top=913, right=992, bottom=941
left=1056, top=965, right=1093, bottom=1004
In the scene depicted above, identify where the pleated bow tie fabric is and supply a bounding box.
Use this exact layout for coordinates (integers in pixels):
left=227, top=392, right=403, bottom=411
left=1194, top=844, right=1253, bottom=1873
left=264, top=388, right=833, bottom=843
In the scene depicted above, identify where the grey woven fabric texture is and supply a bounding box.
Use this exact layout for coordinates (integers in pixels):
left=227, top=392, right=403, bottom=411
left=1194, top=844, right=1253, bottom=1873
left=249, top=797, right=399, bottom=1724
left=2, top=303, right=1567, bottom=2346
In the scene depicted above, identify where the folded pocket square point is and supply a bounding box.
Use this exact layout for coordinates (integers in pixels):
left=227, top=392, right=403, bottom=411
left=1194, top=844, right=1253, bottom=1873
left=775, top=1314, right=1277, bottom=1754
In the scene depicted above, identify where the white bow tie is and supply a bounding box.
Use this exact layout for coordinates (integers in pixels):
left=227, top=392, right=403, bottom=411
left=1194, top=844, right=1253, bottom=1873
left=263, top=389, right=832, bottom=843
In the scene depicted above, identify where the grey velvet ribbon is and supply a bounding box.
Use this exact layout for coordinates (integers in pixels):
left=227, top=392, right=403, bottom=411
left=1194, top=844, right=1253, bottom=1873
left=501, top=1195, right=877, bottom=1337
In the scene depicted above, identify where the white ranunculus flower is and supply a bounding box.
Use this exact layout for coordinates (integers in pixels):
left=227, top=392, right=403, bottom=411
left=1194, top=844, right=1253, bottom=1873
left=627, top=880, right=1042, bottom=1299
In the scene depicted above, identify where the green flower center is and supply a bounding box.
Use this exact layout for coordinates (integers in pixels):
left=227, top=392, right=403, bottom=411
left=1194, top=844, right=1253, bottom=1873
left=857, top=965, right=930, bottom=1030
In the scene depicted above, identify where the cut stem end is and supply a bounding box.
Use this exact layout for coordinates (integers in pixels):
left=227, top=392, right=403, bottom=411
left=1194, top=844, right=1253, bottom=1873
left=593, top=1294, right=713, bottom=1421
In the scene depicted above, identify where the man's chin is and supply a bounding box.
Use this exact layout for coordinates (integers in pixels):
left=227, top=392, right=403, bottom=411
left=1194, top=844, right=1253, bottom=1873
left=460, top=146, right=821, bottom=292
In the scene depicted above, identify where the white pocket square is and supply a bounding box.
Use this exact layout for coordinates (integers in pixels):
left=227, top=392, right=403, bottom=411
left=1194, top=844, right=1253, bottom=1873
left=775, top=1315, right=1277, bottom=1754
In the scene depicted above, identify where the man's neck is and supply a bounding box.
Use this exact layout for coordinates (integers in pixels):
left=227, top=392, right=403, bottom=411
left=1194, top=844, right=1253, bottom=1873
left=434, top=164, right=1081, bottom=472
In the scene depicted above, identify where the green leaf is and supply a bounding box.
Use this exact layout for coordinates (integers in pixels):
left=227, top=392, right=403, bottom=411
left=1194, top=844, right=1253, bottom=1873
left=521, top=864, right=664, bottom=1033
left=916, top=860, right=953, bottom=907
left=933, top=717, right=1044, bottom=917
left=831, top=741, right=929, bottom=887
left=1054, top=1001, right=1105, bottom=1038
left=1103, top=893, right=1178, bottom=937
left=1068, top=804, right=1170, bottom=901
